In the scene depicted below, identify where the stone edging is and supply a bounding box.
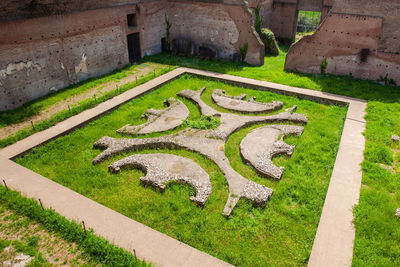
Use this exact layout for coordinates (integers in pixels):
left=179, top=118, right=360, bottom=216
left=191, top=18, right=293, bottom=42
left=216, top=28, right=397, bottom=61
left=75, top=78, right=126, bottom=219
left=0, top=67, right=367, bottom=267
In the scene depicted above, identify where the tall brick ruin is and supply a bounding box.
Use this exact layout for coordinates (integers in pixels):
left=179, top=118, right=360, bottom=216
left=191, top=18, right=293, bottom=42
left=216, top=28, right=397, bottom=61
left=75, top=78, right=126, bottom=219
left=0, top=0, right=263, bottom=111
left=285, top=0, right=400, bottom=84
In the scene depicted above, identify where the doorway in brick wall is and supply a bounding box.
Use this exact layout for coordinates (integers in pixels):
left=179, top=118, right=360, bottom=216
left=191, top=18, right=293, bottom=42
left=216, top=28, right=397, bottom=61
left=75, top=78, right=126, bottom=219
left=127, top=33, right=141, bottom=63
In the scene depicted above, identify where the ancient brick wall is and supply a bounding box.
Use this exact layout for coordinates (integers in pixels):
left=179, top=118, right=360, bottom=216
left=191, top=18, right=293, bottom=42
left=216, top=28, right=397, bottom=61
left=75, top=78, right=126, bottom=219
left=167, top=0, right=264, bottom=65
left=0, top=6, right=133, bottom=110
left=285, top=0, right=400, bottom=85
left=252, top=0, right=333, bottom=44
left=0, top=0, right=141, bottom=22
left=0, top=0, right=264, bottom=111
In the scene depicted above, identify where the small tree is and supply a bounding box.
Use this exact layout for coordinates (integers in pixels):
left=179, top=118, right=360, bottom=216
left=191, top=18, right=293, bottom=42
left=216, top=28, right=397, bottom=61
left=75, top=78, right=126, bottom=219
left=165, top=13, right=172, bottom=52
left=254, top=4, right=262, bottom=34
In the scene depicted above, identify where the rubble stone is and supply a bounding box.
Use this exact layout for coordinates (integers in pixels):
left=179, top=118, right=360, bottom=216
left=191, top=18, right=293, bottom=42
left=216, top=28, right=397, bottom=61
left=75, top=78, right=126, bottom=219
left=117, top=98, right=189, bottom=135
left=212, top=89, right=283, bottom=113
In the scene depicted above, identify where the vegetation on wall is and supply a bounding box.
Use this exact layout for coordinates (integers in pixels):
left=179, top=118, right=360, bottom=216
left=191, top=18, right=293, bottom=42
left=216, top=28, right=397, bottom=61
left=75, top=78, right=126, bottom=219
left=260, top=28, right=279, bottom=56
left=254, top=4, right=262, bottom=34
left=320, top=57, right=328, bottom=75
left=240, top=43, right=248, bottom=62
left=164, top=13, right=172, bottom=52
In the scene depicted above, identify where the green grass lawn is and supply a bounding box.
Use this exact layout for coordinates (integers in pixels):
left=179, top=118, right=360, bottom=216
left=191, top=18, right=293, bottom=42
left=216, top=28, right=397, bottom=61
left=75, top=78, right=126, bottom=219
left=352, top=101, right=400, bottom=266
left=0, top=63, right=174, bottom=149
left=145, top=48, right=400, bottom=266
left=145, top=48, right=399, bottom=102
left=16, top=75, right=347, bottom=266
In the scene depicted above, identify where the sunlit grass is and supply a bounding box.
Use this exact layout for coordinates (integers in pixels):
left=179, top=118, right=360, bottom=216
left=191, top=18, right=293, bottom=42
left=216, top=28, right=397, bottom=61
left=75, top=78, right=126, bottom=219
left=16, top=75, right=347, bottom=266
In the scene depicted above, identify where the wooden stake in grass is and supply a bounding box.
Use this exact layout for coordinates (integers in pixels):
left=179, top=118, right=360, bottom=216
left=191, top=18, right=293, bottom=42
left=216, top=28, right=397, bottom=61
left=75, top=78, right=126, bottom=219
left=38, top=198, right=44, bottom=210
left=82, top=221, right=87, bottom=234
left=30, top=121, right=34, bottom=129
left=94, top=95, right=97, bottom=104
left=68, top=105, right=71, bottom=112
left=133, top=249, right=137, bottom=261
left=2, top=180, right=8, bottom=191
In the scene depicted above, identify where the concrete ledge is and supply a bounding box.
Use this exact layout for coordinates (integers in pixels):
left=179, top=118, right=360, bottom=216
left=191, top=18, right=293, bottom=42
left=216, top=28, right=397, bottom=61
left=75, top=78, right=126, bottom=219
left=0, top=67, right=367, bottom=267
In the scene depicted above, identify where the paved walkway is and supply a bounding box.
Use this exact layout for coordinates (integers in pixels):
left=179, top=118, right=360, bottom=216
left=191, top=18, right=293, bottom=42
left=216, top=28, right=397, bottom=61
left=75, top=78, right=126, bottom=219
left=0, top=68, right=367, bottom=266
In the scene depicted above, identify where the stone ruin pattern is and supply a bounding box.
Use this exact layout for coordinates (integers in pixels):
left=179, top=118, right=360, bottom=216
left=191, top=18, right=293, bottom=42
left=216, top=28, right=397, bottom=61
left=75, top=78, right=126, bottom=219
left=109, top=153, right=211, bottom=206
left=93, top=87, right=307, bottom=216
left=212, top=89, right=283, bottom=113
left=117, top=97, right=189, bottom=135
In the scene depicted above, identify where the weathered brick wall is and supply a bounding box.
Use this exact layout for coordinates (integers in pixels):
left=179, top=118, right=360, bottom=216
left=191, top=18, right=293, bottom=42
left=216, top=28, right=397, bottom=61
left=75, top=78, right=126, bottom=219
left=139, top=1, right=168, bottom=56
left=167, top=0, right=264, bottom=65
left=0, top=0, right=141, bottom=22
left=285, top=0, right=400, bottom=85
left=254, top=0, right=332, bottom=44
left=0, top=6, right=133, bottom=110
left=0, top=0, right=264, bottom=111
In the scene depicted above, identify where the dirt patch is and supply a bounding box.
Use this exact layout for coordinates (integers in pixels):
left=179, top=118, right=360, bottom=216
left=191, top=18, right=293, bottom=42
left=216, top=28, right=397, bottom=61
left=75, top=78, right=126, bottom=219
left=0, top=208, right=95, bottom=266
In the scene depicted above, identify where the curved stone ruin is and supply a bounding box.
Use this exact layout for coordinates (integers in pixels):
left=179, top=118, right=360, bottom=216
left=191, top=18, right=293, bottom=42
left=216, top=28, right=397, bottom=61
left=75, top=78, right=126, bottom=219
left=212, top=89, right=283, bottom=113
left=93, top=87, right=308, bottom=216
left=117, top=97, right=189, bottom=135
left=109, top=153, right=211, bottom=206
left=240, top=125, right=304, bottom=179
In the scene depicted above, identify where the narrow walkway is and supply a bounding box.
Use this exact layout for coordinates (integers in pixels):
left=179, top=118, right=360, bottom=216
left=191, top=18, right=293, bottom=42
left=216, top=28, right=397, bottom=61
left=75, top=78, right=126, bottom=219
left=0, top=68, right=367, bottom=266
left=0, top=62, right=167, bottom=140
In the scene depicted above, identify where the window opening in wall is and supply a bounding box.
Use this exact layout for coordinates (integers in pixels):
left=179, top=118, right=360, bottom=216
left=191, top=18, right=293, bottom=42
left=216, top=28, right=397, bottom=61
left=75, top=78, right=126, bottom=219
left=127, top=13, right=137, bottom=28
left=295, top=10, right=321, bottom=42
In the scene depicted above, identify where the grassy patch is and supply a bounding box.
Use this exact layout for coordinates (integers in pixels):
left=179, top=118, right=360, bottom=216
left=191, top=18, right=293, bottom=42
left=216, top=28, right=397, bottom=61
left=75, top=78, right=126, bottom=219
left=145, top=49, right=400, bottom=102
left=16, top=75, right=347, bottom=266
left=184, top=115, right=220, bottom=130
left=352, top=102, right=400, bottom=266
left=0, top=187, right=148, bottom=266
left=0, top=65, right=174, bottom=148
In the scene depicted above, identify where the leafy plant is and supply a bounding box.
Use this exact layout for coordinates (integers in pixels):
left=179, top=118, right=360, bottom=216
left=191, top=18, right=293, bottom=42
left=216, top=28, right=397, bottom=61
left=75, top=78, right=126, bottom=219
left=260, top=28, right=275, bottom=46
left=254, top=4, right=262, bottom=34
left=0, top=239, right=11, bottom=253
left=379, top=73, right=397, bottom=86
left=240, top=43, right=249, bottom=63
left=184, top=115, right=220, bottom=129
left=320, top=57, right=328, bottom=74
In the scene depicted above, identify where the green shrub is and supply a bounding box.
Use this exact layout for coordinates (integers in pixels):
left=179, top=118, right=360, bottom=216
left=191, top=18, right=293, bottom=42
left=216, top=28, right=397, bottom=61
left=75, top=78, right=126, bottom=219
left=240, top=43, right=249, bottom=62
left=254, top=4, right=262, bottom=34
left=320, top=57, right=328, bottom=74
left=184, top=115, right=220, bottom=129
left=0, top=239, right=11, bottom=252
left=260, top=28, right=274, bottom=46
